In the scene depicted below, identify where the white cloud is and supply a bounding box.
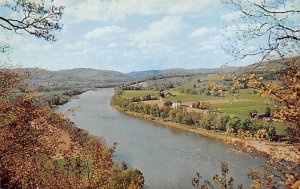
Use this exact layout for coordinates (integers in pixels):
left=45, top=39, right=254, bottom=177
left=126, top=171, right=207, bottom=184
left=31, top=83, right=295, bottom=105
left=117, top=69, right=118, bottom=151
left=0, top=31, right=23, bottom=45
left=84, top=26, right=127, bottom=39
left=198, top=35, right=223, bottom=51
left=63, top=41, right=89, bottom=50
left=107, top=42, right=118, bottom=48
left=131, top=16, right=184, bottom=43
left=21, top=44, right=39, bottom=52
left=66, top=0, right=218, bottom=23
left=9, top=35, right=23, bottom=45
left=191, top=27, right=217, bottom=37
left=166, top=0, right=217, bottom=14
left=43, top=44, right=53, bottom=50
left=52, top=0, right=70, bottom=6
left=220, top=11, right=241, bottom=21
left=224, top=23, right=261, bottom=38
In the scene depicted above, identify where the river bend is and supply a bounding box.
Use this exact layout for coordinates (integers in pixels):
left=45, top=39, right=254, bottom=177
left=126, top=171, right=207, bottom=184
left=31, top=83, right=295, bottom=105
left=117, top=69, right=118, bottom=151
left=57, top=88, right=264, bottom=189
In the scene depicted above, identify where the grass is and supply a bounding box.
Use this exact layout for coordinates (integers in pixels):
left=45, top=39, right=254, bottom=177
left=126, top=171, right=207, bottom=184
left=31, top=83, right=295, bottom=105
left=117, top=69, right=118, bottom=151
left=121, top=89, right=287, bottom=135
left=122, top=89, right=272, bottom=118
left=272, top=121, right=286, bottom=136
left=214, top=100, right=269, bottom=109
left=213, top=94, right=271, bottom=117
left=40, top=90, right=68, bottom=95
left=217, top=105, right=269, bottom=117
left=122, top=90, right=159, bottom=98
left=122, top=89, right=272, bottom=116
left=54, top=158, right=91, bottom=176
left=164, top=91, right=227, bottom=102
left=238, top=88, right=268, bottom=101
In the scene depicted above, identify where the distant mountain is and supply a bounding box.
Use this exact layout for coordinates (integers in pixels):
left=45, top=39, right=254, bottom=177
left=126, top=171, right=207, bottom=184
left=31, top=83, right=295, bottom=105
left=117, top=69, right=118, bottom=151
left=6, top=68, right=130, bottom=90
left=126, top=70, right=162, bottom=79
left=126, top=56, right=300, bottom=80
left=126, top=67, right=239, bottom=79
left=5, top=56, right=297, bottom=91
left=234, top=56, right=300, bottom=74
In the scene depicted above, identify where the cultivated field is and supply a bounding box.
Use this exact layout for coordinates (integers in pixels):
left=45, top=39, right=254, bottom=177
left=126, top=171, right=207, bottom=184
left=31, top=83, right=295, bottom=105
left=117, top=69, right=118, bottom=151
left=121, top=88, right=270, bottom=118
left=120, top=89, right=286, bottom=135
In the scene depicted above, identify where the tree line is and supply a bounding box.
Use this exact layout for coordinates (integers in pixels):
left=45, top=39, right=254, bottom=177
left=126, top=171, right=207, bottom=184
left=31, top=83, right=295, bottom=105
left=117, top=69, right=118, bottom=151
left=111, top=92, right=278, bottom=141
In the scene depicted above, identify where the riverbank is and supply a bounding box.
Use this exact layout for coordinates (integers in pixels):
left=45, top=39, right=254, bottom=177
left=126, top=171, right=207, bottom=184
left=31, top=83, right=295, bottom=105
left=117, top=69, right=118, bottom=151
left=41, top=88, right=102, bottom=107
left=60, top=88, right=272, bottom=188
left=113, top=105, right=300, bottom=164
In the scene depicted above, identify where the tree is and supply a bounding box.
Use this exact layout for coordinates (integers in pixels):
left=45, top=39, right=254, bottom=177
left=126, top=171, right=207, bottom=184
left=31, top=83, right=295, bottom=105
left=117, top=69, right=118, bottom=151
left=221, top=1, right=300, bottom=187
left=241, top=118, right=252, bottom=132
left=264, top=107, right=271, bottom=117
left=223, top=0, right=299, bottom=62
left=249, top=110, right=257, bottom=118
left=192, top=162, right=243, bottom=189
left=164, top=101, right=173, bottom=107
left=0, top=77, right=145, bottom=188
left=1, top=3, right=64, bottom=184
left=226, top=116, right=241, bottom=134
left=0, top=0, right=64, bottom=42
left=222, top=0, right=300, bottom=139
left=220, top=115, right=230, bottom=131
left=0, top=2, right=146, bottom=188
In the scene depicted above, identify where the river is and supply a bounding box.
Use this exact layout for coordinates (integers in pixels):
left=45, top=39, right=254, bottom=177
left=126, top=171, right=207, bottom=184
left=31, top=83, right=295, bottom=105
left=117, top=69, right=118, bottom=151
left=57, top=88, right=265, bottom=189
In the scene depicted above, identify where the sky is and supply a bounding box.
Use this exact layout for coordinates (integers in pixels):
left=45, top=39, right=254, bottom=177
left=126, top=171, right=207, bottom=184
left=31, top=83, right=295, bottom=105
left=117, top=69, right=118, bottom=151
left=0, top=0, right=284, bottom=73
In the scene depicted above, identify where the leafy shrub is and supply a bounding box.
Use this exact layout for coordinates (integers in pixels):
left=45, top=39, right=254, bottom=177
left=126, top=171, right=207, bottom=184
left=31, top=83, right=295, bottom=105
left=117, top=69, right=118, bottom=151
left=249, top=110, right=257, bottom=118
left=226, top=117, right=241, bottom=133
left=241, top=118, right=252, bottom=131
left=219, top=115, right=230, bottom=131
left=164, top=101, right=173, bottom=107
left=265, top=107, right=271, bottom=117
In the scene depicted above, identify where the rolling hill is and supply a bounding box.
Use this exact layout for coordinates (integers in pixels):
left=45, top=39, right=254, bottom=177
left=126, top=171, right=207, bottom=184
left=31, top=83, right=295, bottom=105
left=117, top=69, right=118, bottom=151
left=6, top=68, right=130, bottom=91
left=126, top=67, right=240, bottom=79
left=4, top=56, right=298, bottom=91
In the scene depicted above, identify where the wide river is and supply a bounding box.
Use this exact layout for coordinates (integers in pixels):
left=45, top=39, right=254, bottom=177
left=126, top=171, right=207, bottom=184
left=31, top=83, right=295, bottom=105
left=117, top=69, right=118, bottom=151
left=57, top=88, right=265, bottom=189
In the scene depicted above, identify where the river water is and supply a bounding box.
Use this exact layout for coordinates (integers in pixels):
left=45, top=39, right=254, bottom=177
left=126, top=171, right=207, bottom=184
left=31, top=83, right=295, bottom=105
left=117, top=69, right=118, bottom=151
left=57, top=88, right=265, bottom=189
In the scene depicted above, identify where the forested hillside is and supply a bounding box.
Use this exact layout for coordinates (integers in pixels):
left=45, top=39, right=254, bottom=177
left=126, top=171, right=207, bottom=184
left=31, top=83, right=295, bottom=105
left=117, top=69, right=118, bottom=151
left=5, top=68, right=130, bottom=91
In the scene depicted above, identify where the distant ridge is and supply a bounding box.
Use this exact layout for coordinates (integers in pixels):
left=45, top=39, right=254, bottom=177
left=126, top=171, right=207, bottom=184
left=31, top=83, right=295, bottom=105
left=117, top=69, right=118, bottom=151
left=126, top=70, right=162, bottom=79
left=126, top=56, right=300, bottom=80
left=126, top=67, right=239, bottom=79
left=4, top=56, right=297, bottom=90
left=4, top=68, right=130, bottom=90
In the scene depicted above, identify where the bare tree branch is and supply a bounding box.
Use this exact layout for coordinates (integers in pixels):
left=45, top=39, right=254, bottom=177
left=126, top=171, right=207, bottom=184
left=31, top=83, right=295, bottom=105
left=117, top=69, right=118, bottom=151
left=0, top=0, right=64, bottom=42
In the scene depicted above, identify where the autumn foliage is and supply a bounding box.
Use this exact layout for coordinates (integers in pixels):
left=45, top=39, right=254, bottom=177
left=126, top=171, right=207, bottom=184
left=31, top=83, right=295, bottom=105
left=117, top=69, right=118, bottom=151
left=0, top=70, right=144, bottom=188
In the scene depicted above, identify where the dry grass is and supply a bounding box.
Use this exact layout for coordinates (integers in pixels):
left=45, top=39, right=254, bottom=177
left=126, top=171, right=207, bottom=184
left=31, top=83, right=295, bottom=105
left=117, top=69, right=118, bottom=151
left=143, top=100, right=164, bottom=107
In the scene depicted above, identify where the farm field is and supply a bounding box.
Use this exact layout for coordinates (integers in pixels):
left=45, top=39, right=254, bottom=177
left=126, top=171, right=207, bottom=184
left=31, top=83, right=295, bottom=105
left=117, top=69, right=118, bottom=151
left=121, top=89, right=271, bottom=118
left=164, top=91, right=227, bottom=101
left=122, top=90, right=159, bottom=98
left=120, top=89, right=286, bottom=135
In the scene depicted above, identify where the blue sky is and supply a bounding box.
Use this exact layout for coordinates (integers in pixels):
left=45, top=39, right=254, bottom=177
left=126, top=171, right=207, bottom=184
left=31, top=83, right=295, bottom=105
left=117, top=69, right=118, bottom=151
left=0, top=0, right=271, bottom=73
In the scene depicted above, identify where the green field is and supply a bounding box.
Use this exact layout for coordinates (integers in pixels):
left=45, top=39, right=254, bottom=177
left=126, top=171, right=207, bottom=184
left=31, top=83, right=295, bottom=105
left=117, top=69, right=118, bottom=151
left=120, top=89, right=286, bottom=135
left=122, top=89, right=273, bottom=118
left=164, top=91, right=226, bottom=102
left=122, top=90, right=159, bottom=98
left=214, top=100, right=270, bottom=117
left=217, top=105, right=268, bottom=117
